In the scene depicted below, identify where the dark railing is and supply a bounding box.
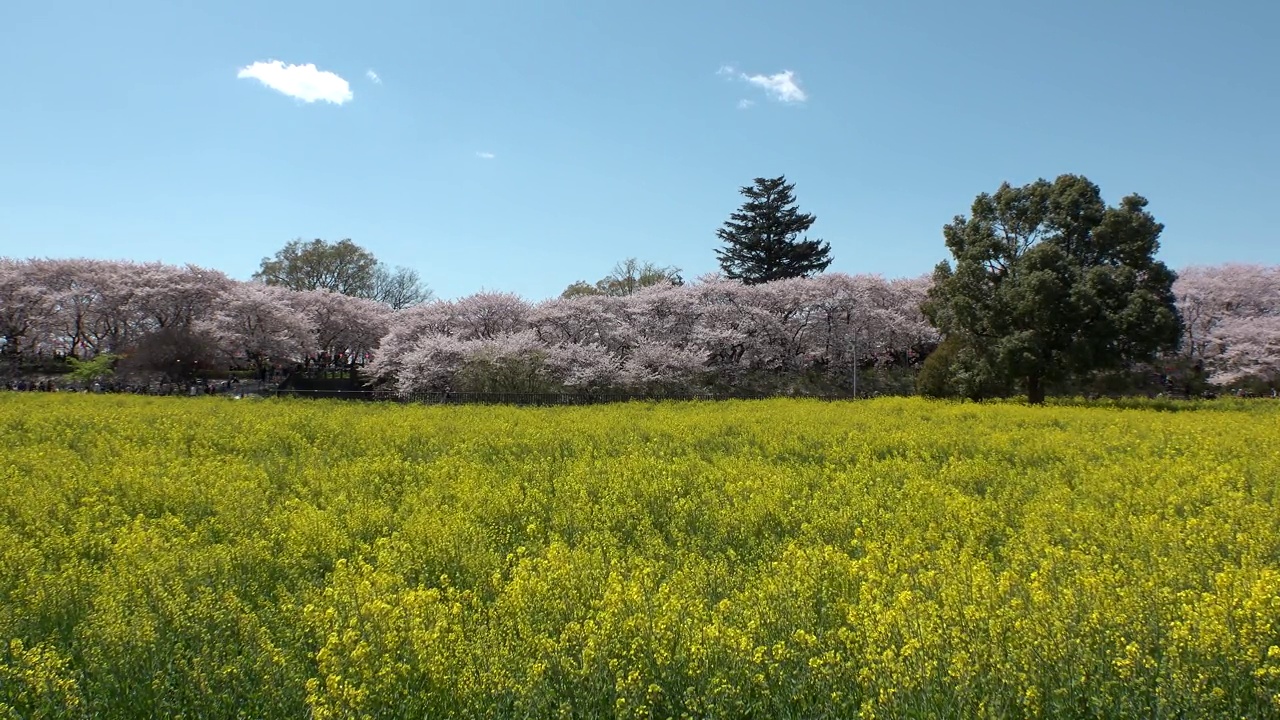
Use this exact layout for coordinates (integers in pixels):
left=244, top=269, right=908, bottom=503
left=271, top=388, right=862, bottom=405
left=2, top=379, right=280, bottom=396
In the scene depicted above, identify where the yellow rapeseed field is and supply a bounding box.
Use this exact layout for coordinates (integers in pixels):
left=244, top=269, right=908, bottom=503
left=1, top=394, right=1279, bottom=719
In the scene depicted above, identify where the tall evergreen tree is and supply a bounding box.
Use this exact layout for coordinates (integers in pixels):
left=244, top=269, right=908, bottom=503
left=715, top=176, right=833, bottom=284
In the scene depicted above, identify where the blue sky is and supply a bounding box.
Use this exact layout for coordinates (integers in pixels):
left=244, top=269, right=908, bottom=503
left=2, top=0, right=1276, bottom=301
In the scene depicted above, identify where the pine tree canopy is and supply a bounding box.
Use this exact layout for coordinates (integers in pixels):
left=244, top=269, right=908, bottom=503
left=715, top=176, right=833, bottom=284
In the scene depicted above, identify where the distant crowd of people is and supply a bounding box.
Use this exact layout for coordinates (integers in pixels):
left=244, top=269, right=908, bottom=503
left=3, top=377, right=267, bottom=397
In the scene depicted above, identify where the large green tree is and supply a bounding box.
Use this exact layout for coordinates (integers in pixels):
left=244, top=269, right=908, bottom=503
left=923, top=174, right=1182, bottom=404
left=255, top=239, right=379, bottom=296
left=560, top=258, right=683, bottom=299
left=715, top=176, right=832, bottom=284
left=370, top=265, right=434, bottom=309
left=255, top=239, right=430, bottom=307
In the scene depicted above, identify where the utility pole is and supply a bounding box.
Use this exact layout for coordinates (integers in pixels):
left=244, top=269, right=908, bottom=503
left=852, top=329, right=858, bottom=398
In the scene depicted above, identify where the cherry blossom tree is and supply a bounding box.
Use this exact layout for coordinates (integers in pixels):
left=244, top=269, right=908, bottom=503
left=618, top=283, right=701, bottom=348
left=2, top=259, right=237, bottom=369
left=528, top=294, right=626, bottom=348
left=385, top=334, right=471, bottom=396
left=454, top=330, right=555, bottom=393
left=370, top=273, right=946, bottom=397
left=294, top=289, right=392, bottom=366
left=22, top=259, right=114, bottom=358
left=842, top=274, right=938, bottom=368
left=363, top=305, right=443, bottom=387
left=618, top=340, right=708, bottom=394
left=1174, top=264, right=1280, bottom=386
left=1207, top=315, right=1280, bottom=386
left=0, top=259, right=52, bottom=360
left=544, top=342, right=622, bottom=390
left=105, top=263, right=235, bottom=377
left=378, top=330, right=551, bottom=397
left=128, top=263, right=232, bottom=332
left=450, top=292, right=531, bottom=340
left=367, top=294, right=526, bottom=386
left=685, top=273, right=937, bottom=391
left=201, top=283, right=316, bottom=375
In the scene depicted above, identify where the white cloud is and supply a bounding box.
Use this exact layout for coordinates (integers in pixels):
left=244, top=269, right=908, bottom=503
left=717, top=65, right=808, bottom=105
left=742, top=70, right=807, bottom=103
left=237, top=60, right=353, bottom=104
left=475, top=151, right=496, bottom=160
left=366, top=69, right=381, bottom=84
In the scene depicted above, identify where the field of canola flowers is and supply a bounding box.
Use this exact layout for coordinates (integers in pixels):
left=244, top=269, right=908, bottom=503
left=1, top=394, right=1279, bottom=719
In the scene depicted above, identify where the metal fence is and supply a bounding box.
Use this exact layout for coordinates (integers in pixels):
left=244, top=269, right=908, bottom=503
left=272, top=388, right=864, bottom=405
left=3, top=378, right=281, bottom=397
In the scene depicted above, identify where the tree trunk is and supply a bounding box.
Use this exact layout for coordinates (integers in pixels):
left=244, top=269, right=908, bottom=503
left=1027, top=374, right=1045, bottom=405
